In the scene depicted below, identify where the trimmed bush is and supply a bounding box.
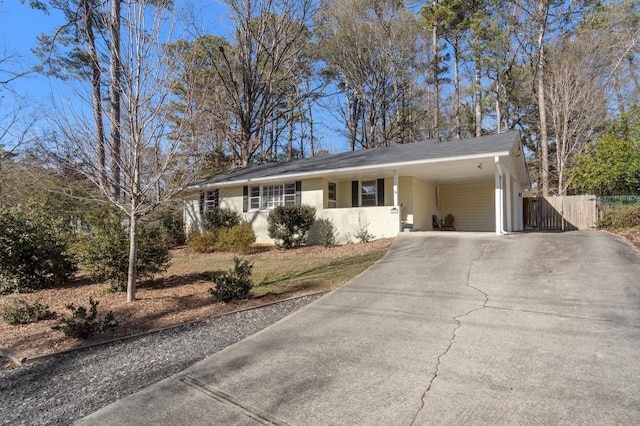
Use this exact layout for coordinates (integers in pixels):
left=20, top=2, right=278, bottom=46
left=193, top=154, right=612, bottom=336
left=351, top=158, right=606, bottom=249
left=0, top=204, right=76, bottom=294
left=53, top=297, right=117, bottom=339
left=73, top=211, right=170, bottom=292
left=598, top=206, right=640, bottom=229
left=214, top=223, right=256, bottom=254
left=203, top=207, right=241, bottom=232
left=209, top=257, right=253, bottom=302
left=1, top=299, right=52, bottom=325
left=267, top=205, right=316, bottom=249
left=187, top=231, right=217, bottom=253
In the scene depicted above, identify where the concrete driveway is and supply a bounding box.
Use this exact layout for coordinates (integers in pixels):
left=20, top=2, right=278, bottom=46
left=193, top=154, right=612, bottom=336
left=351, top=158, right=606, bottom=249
left=77, top=232, right=640, bottom=425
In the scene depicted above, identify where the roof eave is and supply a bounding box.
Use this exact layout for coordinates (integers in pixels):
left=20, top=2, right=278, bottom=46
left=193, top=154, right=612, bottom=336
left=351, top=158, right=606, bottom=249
left=186, top=150, right=512, bottom=190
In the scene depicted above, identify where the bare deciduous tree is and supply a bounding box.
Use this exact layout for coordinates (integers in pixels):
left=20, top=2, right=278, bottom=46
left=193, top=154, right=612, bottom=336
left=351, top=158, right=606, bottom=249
left=546, top=38, right=608, bottom=195
left=318, top=0, right=426, bottom=149
left=211, top=0, right=316, bottom=166
left=45, top=0, right=200, bottom=302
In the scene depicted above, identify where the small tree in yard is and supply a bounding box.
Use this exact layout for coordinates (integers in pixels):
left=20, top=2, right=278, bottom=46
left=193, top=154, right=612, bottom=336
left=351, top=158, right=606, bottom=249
left=209, top=257, right=254, bottom=302
left=38, top=1, right=202, bottom=302
left=74, top=210, right=169, bottom=293
left=267, top=205, right=316, bottom=249
left=53, top=298, right=117, bottom=339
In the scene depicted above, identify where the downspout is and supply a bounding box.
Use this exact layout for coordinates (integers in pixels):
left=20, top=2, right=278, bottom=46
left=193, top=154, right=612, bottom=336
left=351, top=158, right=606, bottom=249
left=495, top=156, right=506, bottom=235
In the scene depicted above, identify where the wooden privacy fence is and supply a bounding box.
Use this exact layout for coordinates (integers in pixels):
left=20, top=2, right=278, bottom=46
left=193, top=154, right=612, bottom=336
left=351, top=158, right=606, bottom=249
left=523, top=195, right=597, bottom=231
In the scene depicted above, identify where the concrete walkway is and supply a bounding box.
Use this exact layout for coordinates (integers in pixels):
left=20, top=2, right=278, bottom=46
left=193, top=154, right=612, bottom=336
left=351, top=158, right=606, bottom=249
left=77, top=232, right=640, bottom=425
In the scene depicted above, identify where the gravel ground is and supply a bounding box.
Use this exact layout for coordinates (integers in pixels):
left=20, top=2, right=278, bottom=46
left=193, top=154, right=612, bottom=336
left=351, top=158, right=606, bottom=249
left=0, top=294, right=322, bottom=425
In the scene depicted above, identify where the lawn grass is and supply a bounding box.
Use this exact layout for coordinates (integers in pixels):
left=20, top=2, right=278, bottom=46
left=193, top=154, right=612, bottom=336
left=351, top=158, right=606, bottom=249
left=251, top=251, right=385, bottom=297
left=165, top=246, right=389, bottom=298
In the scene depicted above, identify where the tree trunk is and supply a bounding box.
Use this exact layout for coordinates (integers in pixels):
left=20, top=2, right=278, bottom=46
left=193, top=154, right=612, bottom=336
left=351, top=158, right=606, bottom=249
left=431, top=23, right=440, bottom=138
left=307, top=94, right=315, bottom=156
left=82, top=0, right=106, bottom=187
left=454, top=40, right=461, bottom=139
left=496, top=99, right=501, bottom=133
left=474, top=55, right=482, bottom=137
left=627, top=55, right=640, bottom=94
left=127, top=211, right=138, bottom=303
left=287, top=108, right=294, bottom=160
left=612, top=69, right=626, bottom=116
left=536, top=7, right=549, bottom=197
left=109, top=0, right=122, bottom=200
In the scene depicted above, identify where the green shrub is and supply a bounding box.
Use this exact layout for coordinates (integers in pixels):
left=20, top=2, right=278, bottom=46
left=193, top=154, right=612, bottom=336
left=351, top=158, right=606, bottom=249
left=73, top=211, right=170, bottom=293
left=0, top=204, right=76, bottom=294
left=209, top=257, right=253, bottom=302
left=203, top=207, right=241, bottom=232
left=187, top=231, right=217, bottom=253
left=1, top=299, right=52, bottom=325
left=157, top=207, right=185, bottom=247
left=598, top=206, right=640, bottom=229
left=214, top=223, right=256, bottom=254
left=53, top=297, right=117, bottom=339
left=267, top=205, right=316, bottom=249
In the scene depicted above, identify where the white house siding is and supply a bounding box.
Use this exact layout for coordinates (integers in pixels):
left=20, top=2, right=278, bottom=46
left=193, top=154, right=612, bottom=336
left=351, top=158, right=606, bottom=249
left=219, top=186, right=244, bottom=211
left=183, top=196, right=202, bottom=236
left=412, top=177, right=437, bottom=231
left=439, top=183, right=495, bottom=231
left=337, top=181, right=352, bottom=208
left=312, top=206, right=400, bottom=244
left=512, top=178, right=523, bottom=231
left=301, top=178, right=324, bottom=207
left=243, top=211, right=271, bottom=244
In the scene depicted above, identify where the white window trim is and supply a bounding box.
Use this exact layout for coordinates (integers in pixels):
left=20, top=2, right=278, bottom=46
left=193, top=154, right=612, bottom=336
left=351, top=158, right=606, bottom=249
left=328, top=182, right=337, bottom=208
left=249, top=183, right=297, bottom=211
left=203, top=189, right=219, bottom=212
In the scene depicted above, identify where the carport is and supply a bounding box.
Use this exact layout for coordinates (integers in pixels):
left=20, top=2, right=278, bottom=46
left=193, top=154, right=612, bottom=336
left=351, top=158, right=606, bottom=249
left=387, top=133, right=529, bottom=234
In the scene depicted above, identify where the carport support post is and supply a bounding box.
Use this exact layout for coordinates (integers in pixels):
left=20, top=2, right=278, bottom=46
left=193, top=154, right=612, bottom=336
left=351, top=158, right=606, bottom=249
left=393, top=170, right=398, bottom=207
left=506, top=171, right=512, bottom=232
left=495, top=157, right=503, bottom=235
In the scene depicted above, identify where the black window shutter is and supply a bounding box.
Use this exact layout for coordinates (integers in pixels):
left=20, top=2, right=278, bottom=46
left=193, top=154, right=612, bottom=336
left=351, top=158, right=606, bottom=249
left=199, top=191, right=205, bottom=214
left=295, top=181, right=302, bottom=206
left=214, top=189, right=220, bottom=208
left=242, top=186, right=248, bottom=212
left=352, top=181, right=359, bottom=207
left=377, top=178, right=385, bottom=206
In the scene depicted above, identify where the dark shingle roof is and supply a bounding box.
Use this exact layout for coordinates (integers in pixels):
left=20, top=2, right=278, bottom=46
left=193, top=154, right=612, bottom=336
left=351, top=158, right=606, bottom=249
left=192, top=131, right=520, bottom=187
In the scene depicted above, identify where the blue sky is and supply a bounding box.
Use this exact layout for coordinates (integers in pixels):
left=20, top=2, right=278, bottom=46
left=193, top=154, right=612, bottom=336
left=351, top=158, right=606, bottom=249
left=0, top=0, right=62, bottom=101
left=0, top=0, right=344, bottom=154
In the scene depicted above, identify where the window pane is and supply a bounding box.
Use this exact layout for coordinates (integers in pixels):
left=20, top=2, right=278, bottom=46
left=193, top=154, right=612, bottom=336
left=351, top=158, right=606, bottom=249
left=262, top=185, right=284, bottom=209
left=284, top=183, right=296, bottom=206
left=250, top=186, right=260, bottom=210
left=204, top=190, right=219, bottom=212
left=361, top=180, right=377, bottom=207
left=328, top=182, right=336, bottom=208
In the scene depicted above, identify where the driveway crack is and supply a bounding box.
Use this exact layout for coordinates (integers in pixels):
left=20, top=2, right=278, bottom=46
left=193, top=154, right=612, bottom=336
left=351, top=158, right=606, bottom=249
left=410, top=243, right=490, bottom=425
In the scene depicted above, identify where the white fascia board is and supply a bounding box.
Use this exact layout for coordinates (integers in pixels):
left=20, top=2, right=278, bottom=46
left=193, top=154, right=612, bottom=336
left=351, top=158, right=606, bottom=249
left=189, top=150, right=511, bottom=190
